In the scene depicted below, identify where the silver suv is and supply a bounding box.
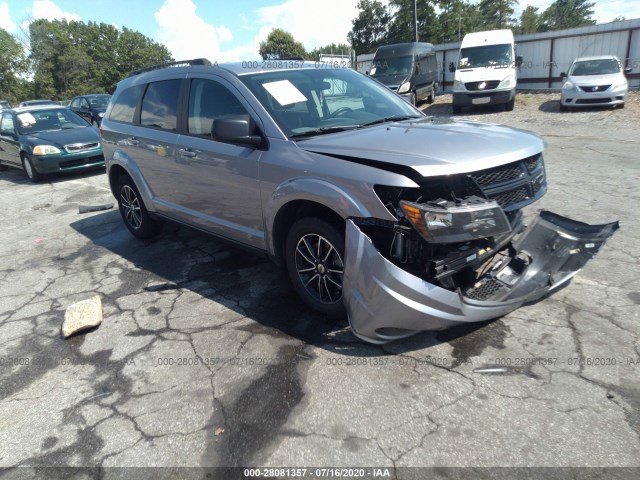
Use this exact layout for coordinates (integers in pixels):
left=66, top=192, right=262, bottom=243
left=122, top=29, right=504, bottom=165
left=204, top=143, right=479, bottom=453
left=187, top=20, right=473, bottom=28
left=100, top=59, right=618, bottom=343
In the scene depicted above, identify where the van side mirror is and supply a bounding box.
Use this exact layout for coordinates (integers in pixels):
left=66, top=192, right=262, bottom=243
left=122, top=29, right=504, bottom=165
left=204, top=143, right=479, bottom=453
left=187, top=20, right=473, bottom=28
left=516, top=56, right=523, bottom=68
left=624, top=67, right=633, bottom=75
left=365, top=70, right=369, bottom=75
left=212, top=115, right=262, bottom=147
left=448, top=61, right=455, bottom=73
left=560, top=72, right=567, bottom=79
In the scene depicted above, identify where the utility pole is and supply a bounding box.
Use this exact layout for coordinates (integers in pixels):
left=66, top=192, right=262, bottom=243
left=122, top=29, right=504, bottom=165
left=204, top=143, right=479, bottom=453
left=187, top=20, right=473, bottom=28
left=414, top=0, right=419, bottom=42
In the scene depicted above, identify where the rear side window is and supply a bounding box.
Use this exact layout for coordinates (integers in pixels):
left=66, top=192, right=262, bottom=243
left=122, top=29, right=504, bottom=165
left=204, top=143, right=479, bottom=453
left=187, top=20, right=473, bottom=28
left=188, top=79, right=248, bottom=137
left=141, top=79, right=181, bottom=130
left=109, top=84, right=144, bottom=123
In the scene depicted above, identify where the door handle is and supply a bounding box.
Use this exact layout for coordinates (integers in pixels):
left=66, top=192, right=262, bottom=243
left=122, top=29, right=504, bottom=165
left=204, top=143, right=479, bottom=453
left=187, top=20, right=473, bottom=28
left=178, top=148, right=197, bottom=158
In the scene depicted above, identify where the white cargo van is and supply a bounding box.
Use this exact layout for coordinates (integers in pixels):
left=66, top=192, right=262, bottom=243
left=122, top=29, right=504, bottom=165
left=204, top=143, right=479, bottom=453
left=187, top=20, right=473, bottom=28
left=449, top=29, right=522, bottom=113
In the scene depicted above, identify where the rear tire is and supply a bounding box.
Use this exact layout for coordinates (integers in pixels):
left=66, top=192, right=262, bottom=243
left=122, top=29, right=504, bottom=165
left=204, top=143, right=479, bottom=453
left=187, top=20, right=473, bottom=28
left=116, top=174, right=161, bottom=239
left=285, top=218, right=346, bottom=318
left=0, top=163, right=8, bottom=171
left=22, top=154, right=43, bottom=183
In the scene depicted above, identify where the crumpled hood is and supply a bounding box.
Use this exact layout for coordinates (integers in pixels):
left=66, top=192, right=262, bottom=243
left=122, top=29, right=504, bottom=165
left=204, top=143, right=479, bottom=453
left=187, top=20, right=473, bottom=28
left=297, top=117, right=544, bottom=177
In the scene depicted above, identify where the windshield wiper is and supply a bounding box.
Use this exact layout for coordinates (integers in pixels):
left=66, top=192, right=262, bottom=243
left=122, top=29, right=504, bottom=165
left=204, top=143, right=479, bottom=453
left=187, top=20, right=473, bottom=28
left=359, top=115, right=422, bottom=127
left=289, top=125, right=362, bottom=139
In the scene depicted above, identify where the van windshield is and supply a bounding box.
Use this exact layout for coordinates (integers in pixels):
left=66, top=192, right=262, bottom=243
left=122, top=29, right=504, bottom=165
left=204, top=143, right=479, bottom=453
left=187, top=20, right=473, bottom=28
left=370, top=56, right=413, bottom=76
left=458, top=44, right=512, bottom=69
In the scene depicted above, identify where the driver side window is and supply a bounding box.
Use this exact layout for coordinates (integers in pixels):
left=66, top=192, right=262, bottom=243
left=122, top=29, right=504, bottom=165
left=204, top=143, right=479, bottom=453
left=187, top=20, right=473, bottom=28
left=188, top=79, right=249, bottom=137
left=0, top=113, right=14, bottom=134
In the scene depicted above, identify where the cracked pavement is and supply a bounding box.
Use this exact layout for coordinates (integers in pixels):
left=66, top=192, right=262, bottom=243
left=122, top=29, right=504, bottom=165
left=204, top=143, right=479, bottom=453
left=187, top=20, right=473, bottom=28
left=0, top=94, right=639, bottom=477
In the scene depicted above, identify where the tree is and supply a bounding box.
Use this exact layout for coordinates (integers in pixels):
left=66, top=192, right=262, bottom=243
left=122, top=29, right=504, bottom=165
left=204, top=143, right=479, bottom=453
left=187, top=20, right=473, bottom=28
left=386, top=0, right=439, bottom=44
left=348, top=0, right=390, bottom=55
left=478, top=0, right=518, bottom=30
left=28, top=19, right=172, bottom=99
left=258, top=28, right=306, bottom=60
left=519, top=5, right=541, bottom=34
left=539, top=0, right=595, bottom=31
left=0, top=28, right=28, bottom=104
left=435, top=0, right=482, bottom=44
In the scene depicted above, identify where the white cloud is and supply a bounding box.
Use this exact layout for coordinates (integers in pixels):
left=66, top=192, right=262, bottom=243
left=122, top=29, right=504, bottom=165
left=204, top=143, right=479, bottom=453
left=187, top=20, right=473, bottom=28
left=255, top=0, right=359, bottom=50
left=31, top=0, right=81, bottom=22
left=0, top=2, right=17, bottom=33
left=154, top=0, right=233, bottom=61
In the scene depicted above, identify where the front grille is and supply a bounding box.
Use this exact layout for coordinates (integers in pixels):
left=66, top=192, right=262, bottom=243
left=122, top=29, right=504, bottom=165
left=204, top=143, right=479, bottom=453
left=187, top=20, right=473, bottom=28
left=469, top=163, right=524, bottom=186
left=576, top=98, right=612, bottom=104
left=465, top=80, right=501, bottom=91
left=65, top=142, right=100, bottom=153
left=579, top=85, right=611, bottom=93
left=490, top=186, right=530, bottom=207
left=466, top=154, right=546, bottom=211
left=464, top=278, right=507, bottom=301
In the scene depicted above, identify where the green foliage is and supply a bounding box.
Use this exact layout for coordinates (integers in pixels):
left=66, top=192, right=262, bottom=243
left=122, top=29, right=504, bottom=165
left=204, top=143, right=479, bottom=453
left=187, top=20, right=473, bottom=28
left=258, top=28, right=307, bottom=60
left=0, top=28, right=29, bottom=104
left=478, top=0, right=518, bottom=30
left=435, top=0, right=482, bottom=44
left=538, top=0, right=595, bottom=31
left=519, top=6, right=541, bottom=34
left=386, top=0, right=438, bottom=44
left=27, top=19, right=172, bottom=100
left=348, top=0, right=390, bottom=55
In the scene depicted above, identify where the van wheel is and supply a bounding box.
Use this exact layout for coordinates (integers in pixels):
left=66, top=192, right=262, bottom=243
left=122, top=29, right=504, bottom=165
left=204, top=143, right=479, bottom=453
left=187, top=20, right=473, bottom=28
left=452, top=104, right=462, bottom=114
left=22, top=154, right=43, bottom=183
left=505, top=97, right=515, bottom=111
left=117, top=174, right=161, bottom=239
left=285, top=218, right=346, bottom=318
left=426, top=83, right=435, bottom=104
left=559, top=103, right=568, bottom=112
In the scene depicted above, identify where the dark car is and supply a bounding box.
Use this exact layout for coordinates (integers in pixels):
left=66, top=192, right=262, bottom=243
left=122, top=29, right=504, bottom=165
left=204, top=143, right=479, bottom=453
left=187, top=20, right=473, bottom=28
left=0, top=105, right=104, bottom=182
left=18, top=99, right=57, bottom=107
left=69, top=94, right=111, bottom=126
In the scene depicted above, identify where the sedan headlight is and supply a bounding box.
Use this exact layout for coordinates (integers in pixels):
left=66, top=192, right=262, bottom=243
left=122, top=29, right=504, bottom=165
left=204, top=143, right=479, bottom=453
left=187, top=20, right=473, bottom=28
left=400, top=197, right=511, bottom=244
left=562, top=81, right=575, bottom=91
left=612, top=81, right=628, bottom=90
left=397, top=81, right=411, bottom=94
left=33, top=145, right=61, bottom=155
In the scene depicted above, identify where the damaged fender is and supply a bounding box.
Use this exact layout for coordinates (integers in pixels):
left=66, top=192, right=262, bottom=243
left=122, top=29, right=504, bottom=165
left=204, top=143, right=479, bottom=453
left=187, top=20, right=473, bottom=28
left=343, top=211, right=619, bottom=344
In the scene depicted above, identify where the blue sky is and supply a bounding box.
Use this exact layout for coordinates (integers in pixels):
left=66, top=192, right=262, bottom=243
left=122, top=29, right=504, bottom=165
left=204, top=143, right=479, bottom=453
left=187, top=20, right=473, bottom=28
left=1, top=0, right=639, bottom=61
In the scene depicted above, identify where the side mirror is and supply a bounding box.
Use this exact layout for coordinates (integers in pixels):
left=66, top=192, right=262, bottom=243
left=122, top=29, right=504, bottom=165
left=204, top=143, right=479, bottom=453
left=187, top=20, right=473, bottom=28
left=560, top=72, right=567, bottom=79
left=516, top=55, right=523, bottom=68
left=448, top=61, right=455, bottom=73
left=624, top=67, right=633, bottom=74
left=365, top=70, right=369, bottom=75
left=212, top=115, right=262, bottom=147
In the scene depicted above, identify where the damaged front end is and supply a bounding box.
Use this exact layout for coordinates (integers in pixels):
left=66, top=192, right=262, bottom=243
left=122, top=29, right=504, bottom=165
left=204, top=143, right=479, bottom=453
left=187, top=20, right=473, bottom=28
left=343, top=156, right=619, bottom=344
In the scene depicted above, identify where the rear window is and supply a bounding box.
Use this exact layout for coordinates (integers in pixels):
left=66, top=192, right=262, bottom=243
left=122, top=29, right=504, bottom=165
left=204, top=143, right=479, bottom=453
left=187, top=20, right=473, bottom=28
left=109, top=85, right=144, bottom=123
left=141, top=79, right=181, bottom=130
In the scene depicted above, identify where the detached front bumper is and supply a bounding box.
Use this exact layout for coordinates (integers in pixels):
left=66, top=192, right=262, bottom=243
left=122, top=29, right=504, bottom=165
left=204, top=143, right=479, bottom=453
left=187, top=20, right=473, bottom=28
left=343, top=212, right=619, bottom=344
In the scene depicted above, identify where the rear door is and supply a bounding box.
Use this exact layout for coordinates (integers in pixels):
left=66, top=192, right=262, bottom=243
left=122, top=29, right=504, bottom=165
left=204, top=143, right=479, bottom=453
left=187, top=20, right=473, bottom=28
left=168, top=75, right=265, bottom=248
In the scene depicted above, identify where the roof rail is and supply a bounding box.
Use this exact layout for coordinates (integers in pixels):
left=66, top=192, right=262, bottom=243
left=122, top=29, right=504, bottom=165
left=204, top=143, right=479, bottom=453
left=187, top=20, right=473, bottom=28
left=128, top=58, right=213, bottom=77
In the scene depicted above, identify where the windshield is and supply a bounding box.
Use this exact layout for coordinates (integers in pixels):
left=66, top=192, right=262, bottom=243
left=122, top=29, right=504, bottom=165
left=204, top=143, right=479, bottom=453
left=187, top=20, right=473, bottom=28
left=570, top=59, right=620, bottom=76
left=458, top=44, right=512, bottom=69
left=85, top=94, right=111, bottom=108
left=239, top=67, right=421, bottom=138
left=370, top=56, right=413, bottom=77
left=16, top=108, right=90, bottom=134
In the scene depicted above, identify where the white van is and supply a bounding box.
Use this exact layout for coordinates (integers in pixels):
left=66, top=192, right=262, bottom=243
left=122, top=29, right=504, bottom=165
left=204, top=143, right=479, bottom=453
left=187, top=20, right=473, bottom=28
left=449, top=29, right=522, bottom=113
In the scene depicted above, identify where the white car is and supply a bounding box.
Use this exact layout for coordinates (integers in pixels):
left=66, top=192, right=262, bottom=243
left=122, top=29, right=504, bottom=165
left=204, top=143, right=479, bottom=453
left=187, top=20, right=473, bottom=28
left=560, top=55, right=632, bottom=111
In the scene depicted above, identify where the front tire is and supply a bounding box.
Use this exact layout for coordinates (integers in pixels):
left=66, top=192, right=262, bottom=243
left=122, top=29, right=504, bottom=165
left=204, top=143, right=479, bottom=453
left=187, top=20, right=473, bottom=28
left=452, top=104, right=462, bottom=114
left=505, top=97, right=515, bottom=111
left=426, top=83, right=435, bottom=104
left=117, top=174, right=161, bottom=239
left=22, top=154, right=43, bottom=183
left=285, top=218, right=346, bottom=318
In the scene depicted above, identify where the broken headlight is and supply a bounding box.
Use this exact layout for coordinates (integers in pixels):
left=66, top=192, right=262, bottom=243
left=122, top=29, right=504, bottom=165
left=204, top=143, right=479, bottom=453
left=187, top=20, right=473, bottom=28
left=399, top=196, right=512, bottom=244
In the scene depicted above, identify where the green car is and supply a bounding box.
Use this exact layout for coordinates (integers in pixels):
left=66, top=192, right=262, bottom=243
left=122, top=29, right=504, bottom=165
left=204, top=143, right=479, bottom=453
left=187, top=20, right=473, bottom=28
left=0, top=105, right=104, bottom=182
